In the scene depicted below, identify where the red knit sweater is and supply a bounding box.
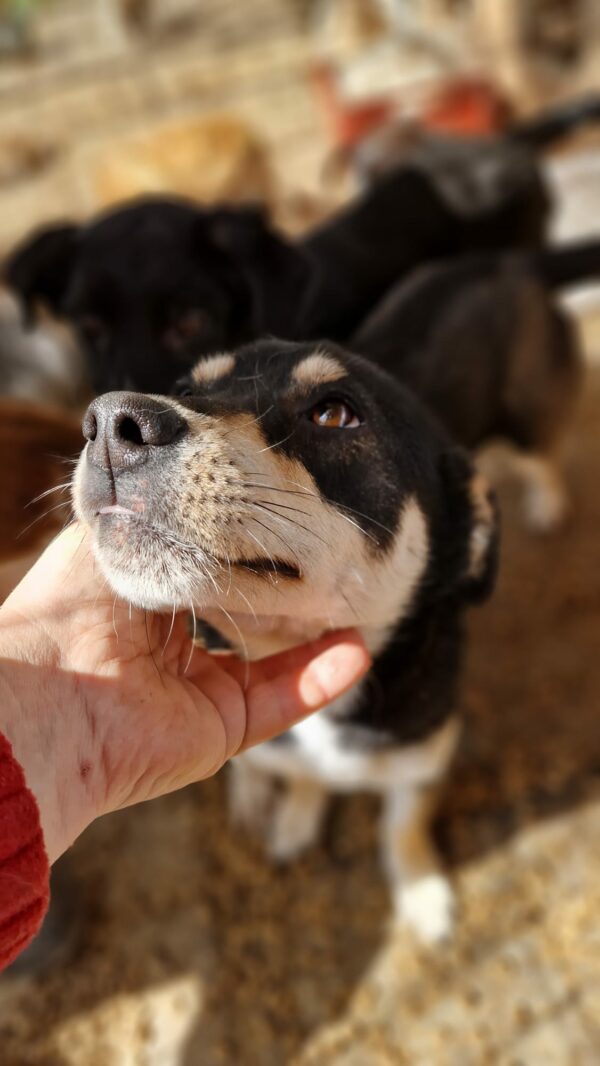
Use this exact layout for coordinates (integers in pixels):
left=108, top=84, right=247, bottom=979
left=0, top=732, right=50, bottom=971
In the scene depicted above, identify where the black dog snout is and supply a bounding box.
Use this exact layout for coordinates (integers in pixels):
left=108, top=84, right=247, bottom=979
left=83, top=392, right=188, bottom=476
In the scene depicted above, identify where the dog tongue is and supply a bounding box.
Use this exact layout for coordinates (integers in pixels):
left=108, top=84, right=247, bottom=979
left=98, top=505, right=135, bottom=516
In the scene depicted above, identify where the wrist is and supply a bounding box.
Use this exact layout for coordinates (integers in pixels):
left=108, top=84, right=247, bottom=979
left=0, top=610, right=100, bottom=863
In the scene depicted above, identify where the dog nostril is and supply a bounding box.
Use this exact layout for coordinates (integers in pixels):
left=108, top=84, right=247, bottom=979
left=116, top=415, right=144, bottom=446
left=82, top=410, right=98, bottom=442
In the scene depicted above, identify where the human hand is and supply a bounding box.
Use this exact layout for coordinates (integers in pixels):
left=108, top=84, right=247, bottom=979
left=0, top=525, right=370, bottom=863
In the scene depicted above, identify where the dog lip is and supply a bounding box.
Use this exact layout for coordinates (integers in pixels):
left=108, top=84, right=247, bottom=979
left=97, top=504, right=137, bottom=517
left=231, top=556, right=302, bottom=580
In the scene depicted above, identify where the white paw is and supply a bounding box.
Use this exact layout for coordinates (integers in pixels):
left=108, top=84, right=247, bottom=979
left=227, top=766, right=274, bottom=835
left=396, top=874, right=455, bottom=944
left=266, top=805, right=321, bottom=863
left=523, top=483, right=568, bottom=534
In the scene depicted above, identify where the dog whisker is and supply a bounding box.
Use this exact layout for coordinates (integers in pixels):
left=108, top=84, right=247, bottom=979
left=252, top=498, right=313, bottom=520
left=26, top=480, right=74, bottom=508
left=112, top=595, right=119, bottom=643
left=184, top=605, right=197, bottom=675
left=145, top=610, right=163, bottom=683
left=162, top=603, right=177, bottom=657
left=249, top=500, right=329, bottom=549
left=217, top=604, right=250, bottom=686
left=232, top=583, right=260, bottom=622
left=258, top=428, right=296, bottom=454
left=17, top=499, right=72, bottom=540
left=246, top=513, right=303, bottom=571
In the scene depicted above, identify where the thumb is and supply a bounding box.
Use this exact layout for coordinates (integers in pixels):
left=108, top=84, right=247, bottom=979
left=223, top=629, right=371, bottom=751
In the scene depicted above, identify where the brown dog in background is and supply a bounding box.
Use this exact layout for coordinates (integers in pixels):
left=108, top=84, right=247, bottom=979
left=0, top=399, right=83, bottom=601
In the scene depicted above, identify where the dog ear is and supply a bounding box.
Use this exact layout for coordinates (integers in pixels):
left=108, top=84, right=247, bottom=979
left=207, top=206, right=314, bottom=335
left=438, top=448, right=500, bottom=605
left=4, top=223, right=80, bottom=325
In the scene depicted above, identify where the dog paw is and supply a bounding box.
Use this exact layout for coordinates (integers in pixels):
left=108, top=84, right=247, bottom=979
left=266, top=804, right=321, bottom=863
left=227, top=766, right=274, bottom=835
left=396, top=874, right=455, bottom=944
left=523, top=485, right=568, bottom=534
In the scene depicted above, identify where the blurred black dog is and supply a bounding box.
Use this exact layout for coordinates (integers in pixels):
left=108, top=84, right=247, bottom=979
left=354, top=240, right=600, bottom=529
left=1, top=179, right=545, bottom=394
left=6, top=94, right=600, bottom=395
left=349, top=92, right=600, bottom=206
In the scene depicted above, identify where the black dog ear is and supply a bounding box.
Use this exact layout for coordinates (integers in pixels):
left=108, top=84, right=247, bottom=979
left=438, top=448, right=500, bottom=605
left=207, top=205, right=314, bottom=336
left=4, top=223, right=80, bottom=325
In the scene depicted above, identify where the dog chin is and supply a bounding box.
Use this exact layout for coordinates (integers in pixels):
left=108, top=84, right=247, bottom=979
left=90, top=551, right=192, bottom=611
left=86, top=533, right=210, bottom=612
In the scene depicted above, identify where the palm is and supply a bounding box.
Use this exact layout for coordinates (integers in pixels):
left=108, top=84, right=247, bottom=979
left=59, top=590, right=254, bottom=809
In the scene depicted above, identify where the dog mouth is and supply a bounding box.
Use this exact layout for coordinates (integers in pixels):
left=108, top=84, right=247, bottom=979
left=98, top=504, right=137, bottom=517
left=231, top=556, right=301, bottom=580
left=95, top=506, right=301, bottom=581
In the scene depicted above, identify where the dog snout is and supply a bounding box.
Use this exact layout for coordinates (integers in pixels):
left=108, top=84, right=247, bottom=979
left=82, top=392, right=188, bottom=476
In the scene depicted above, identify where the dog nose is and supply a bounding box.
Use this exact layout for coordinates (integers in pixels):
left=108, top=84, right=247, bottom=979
left=83, top=392, right=188, bottom=476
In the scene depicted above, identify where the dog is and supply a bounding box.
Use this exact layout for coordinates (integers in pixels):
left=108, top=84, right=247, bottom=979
left=73, top=338, right=499, bottom=942
left=0, top=289, right=87, bottom=409
left=349, top=92, right=600, bottom=205
left=82, top=114, right=273, bottom=212
left=353, top=239, right=599, bottom=530
left=5, top=120, right=570, bottom=397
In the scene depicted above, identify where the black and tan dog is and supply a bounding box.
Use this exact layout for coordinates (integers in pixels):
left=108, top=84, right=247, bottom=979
left=353, top=239, right=600, bottom=530
left=349, top=92, right=600, bottom=205
left=7, top=96, right=584, bottom=398
left=73, top=338, right=499, bottom=943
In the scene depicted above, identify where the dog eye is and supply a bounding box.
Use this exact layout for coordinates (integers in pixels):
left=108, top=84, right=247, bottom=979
left=174, top=384, right=194, bottom=399
left=79, top=315, right=108, bottom=348
left=310, top=400, right=361, bottom=428
left=164, top=310, right=207, bottom=351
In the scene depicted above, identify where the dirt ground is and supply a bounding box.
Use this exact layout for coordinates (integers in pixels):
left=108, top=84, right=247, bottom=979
left=0, top=368, right=599, bottom=1064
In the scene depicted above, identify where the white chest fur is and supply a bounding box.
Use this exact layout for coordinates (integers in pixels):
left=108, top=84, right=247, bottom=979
left=243, top=687, right=459, bottom=794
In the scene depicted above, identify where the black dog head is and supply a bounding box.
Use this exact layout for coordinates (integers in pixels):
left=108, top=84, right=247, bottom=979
left=73, top=339, right=499, bottom=646
left=5, top=198, right=313, bottom=395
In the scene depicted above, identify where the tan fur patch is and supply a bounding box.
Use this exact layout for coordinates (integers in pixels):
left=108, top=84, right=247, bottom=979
left=292, top=352, right=347, bottom=389
left=192, top=353, right=236, bottom=384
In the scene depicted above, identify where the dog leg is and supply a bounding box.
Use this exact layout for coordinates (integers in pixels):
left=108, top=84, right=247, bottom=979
left=267, top=779, right=328, bottom=863
left=228, top=760, right=276, bottom=835
left=517, top=453, right=568, bottom=532
left=381, top=783, right=454, bottom=944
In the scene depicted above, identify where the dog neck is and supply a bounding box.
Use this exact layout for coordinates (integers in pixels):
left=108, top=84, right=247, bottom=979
left=197, top=608, right=393, bottom=662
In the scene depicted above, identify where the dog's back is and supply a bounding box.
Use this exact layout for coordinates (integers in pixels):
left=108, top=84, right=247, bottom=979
left=354, top=256, right=583, bottom=452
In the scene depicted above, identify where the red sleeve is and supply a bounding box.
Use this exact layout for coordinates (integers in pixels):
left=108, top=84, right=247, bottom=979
left=0, top=732, right=50, bottom=972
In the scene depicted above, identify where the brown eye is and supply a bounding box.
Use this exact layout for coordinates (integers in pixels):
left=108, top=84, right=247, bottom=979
left=79, top=315, right=108, bottom=349
left=310, top=400, right=361, bottom=428
left=164, top=310, right=207, bottom=352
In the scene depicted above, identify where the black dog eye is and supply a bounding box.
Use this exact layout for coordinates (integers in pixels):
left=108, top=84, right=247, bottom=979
left=164, top=310, right=207, bottom=352
left=310, top=400, right=361, bottom=429
left=79, top=315, right=108, bottom=348
left=173, top=380, right=195, bottom=399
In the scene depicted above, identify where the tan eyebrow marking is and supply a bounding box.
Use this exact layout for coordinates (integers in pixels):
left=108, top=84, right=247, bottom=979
left=292, top=352, right=347, bottom=388
left=192, top=353, right=236, bottom=384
